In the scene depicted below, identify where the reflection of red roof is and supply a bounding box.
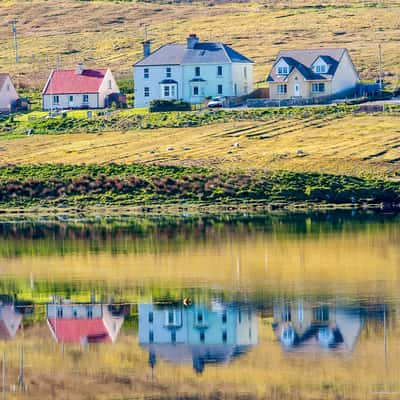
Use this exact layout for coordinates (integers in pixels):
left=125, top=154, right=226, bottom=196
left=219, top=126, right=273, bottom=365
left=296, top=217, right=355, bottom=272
left=43, top=69, right=107, bottom=95
left=48, top=318, right=110, bottom=343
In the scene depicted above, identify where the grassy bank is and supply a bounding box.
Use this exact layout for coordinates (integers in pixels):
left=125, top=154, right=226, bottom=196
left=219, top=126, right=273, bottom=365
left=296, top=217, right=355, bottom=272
left=0, top=163, right=399, bottom=208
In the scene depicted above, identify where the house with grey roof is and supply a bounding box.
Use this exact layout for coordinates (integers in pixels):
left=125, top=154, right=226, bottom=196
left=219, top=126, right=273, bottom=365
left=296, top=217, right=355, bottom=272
left=134, top=34, right=254, bottom=108
left=0, top=74, right=20, bottom=113
left=267, top=48, right=359, bottom=101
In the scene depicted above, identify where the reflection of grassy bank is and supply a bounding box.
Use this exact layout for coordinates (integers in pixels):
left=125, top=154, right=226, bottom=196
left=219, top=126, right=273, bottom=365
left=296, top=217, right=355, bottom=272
left=0, top=164, right=399, bottom=209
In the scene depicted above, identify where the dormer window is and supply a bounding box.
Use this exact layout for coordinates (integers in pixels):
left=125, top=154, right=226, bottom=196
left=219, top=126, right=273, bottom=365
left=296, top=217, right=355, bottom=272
left=315, top=65, right=327, bottom=73
left=277, top=66, right=288, bottom=75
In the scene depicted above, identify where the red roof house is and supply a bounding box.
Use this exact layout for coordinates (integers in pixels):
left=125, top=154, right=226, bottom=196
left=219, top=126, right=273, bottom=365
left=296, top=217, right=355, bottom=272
left=42, top=64, right=122, bottom=110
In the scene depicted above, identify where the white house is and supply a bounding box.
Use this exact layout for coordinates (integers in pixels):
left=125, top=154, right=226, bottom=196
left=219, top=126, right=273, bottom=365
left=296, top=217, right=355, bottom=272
left=42, top=64, right=121, bottom=110
left=139, top=301, right=258, bottom=373
left=267, top=48, right=359, bottom=101
left=0, top=74, right=19, bottom=113
left=134, top=34, right=254, bottom=108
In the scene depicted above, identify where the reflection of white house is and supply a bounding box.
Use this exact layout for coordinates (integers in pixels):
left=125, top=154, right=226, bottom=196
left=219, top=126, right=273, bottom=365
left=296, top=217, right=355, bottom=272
left=46, top=300, right=125, bottom=344
left=272, top=300, right=363, bottom=353
left=0, top=74, right=19, bottom=113
left=139, top=301, right=258, bottom=373
left=0, top=303, right=23, bottom=340
left=134, top=34, right=254, bottom=108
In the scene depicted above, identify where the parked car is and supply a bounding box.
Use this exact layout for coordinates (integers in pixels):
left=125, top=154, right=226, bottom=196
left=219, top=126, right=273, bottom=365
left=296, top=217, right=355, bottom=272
left=207, top=96, right=226, bottom=108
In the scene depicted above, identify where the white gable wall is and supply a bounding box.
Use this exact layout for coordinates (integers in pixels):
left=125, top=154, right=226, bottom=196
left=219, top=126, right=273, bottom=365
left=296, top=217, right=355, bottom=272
left=231, top=63, right=254, bottom=96
left=331, top=51, right=359, bottom=95
left=98, top=69, right=120, bottom=107
left=0, top=76, right=19, bottom=112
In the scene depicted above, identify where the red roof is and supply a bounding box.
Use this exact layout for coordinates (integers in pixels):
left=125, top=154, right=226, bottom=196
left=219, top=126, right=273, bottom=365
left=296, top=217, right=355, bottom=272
left=43, top=69, right=108, bottom=95
left=48, top=318, right=110, bottom=344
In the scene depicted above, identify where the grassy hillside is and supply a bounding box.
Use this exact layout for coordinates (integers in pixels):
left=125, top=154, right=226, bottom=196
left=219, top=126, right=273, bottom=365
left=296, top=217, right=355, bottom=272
left=1, top=111, right=399, bottom=178
left=0, top=0, right=399, bottom=88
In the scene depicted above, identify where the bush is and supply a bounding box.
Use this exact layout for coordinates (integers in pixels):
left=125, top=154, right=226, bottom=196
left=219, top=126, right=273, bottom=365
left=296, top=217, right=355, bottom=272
left=149, top=100, right=191, bottom=112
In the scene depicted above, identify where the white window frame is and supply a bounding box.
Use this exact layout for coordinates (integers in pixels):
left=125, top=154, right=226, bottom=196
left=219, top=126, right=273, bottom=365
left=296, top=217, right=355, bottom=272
left=244, top=66, right=247, bottom=79
left=217, top=65, right=223, bottom=77
left=193, top=86, right=199, bottom=96
left=166, top=67, right=172, bottom=78
left=315, top=64, right=327, bottom=73
left=108, top=80, right=112, bottom=89
left=195, top=66, right=201, bottom=77
left=83, top=94, right=89, bottom=104
left=144, top=87, right=150, bottom=97
left=277, top=84, right=287, bottom=94
left=277, top=66, right=288, bottom=75
left=312, top=82, right=326, bottom=93
left=217, top=84, right=223, bottom=95
left=53, top=95, right=60, bottom=105
left=144, top=68, right=149, bottom=79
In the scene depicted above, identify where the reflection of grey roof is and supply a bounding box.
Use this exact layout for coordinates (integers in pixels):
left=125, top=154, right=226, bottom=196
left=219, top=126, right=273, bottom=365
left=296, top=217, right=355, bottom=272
left=159, top=79, right=178, bottom=84
left=135, top=42, right=253, bottom=67
left=0, top=74, right=9, bottom=89
left=267, top=48, right=347, bottom=82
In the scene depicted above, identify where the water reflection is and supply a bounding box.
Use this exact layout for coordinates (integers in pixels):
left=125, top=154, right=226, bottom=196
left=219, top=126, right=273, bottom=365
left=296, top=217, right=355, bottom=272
left=0, top=295, right=31, bottom=340
left=46, top=298, right=129, bottom=344
left=138, top=301, right=258, bottom=373
left=272, top=301, right=364, bottom=353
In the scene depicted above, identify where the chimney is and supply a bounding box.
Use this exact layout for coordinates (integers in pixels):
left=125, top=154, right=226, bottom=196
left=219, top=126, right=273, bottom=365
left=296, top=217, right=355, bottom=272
left=143, top=40, right=151, bottom=57
left=76, top=63, right=84, bottom=75
left=187, top=34, right=199, bottom=49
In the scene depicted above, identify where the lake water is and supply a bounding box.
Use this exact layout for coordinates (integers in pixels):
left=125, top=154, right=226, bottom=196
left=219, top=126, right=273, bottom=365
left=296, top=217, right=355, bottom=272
left=0, top=211, right=399, bottom=399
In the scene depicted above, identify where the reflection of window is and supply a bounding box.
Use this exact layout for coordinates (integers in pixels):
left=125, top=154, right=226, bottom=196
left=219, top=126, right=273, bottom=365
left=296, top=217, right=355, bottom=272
left=277, top=84, right=287, bottom=94
left=171, top=331, right=176, bottom=343
left=222, top=311, right=227, bottom=324
left=149, top=330, right=154, bottom=343
left=200, top=331, right=205, bottom=342
left=148, top=312, right=153, bottom=323
left=222, top=330, right=227, bottom=343
left=249, top=328, right=252, bottom=339
left=314, top=305, right=329, bottom=321
left=168, top=311, right=174, bottom=324
left=197, top=311, right=203, bottom=323
left=57, top=307, right=63, bottom=318
left=238, top=310, right=242, bottom=323
left=73, top=309, right=78, bottom=318
left=87, top=307, right=93, bottom=318
left=281, top=304, right=291, bottom=322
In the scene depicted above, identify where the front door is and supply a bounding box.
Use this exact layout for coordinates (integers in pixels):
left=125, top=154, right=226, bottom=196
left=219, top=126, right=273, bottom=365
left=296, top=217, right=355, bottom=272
left=294, top=83, right=300, bottom=97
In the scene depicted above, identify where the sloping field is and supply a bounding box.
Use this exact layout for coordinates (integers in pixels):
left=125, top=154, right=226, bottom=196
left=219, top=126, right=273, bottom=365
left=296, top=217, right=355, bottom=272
left=0, top=0, right=399, bottom=87
left=1, top=113, right=399, bottom=177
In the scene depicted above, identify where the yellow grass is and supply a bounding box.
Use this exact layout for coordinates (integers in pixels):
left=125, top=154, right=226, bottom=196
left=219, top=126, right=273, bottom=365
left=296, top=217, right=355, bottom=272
left=1, top=113, right=400, bottom=177
left=0, top=0, right=399, bottom=88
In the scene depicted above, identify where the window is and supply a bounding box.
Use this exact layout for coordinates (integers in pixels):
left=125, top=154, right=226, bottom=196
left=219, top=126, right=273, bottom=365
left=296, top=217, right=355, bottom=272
left=171, top=85, right=176, bottom=97
left=164, top=85, right=170, bottom=97
left=281, top=304, right=291, bottom=322
left=277, top=66, right=288, bottom=75
left=315, top=65, right=326, bottom=73
left=277, top=84, right=287, bottom=94
left=195, top=66, right=200, bottom=77
left=314, top=305, right=329, bottom=321
left=222, top=330, right=227, bottom=343
left=238, top=310, right=242, bottom=323
left=108, top=80, right=112, bottom=89
left=197, top=311, right=203, bottom=323
left=148, top=311, right=154, bottom=323
left=144, top=68, right=149, bottom=79
left=87, top=307, right=93, bottom=318
left=217, top=84, right=223, bottom=95
left=69, top=95, right=74, bottom=103
left=222, top=311, right=227, bottom=324
left=200, top=331, right=205, bottom=343
left=166, top=67, right=172, bottom=78
left=244, top=85, right=248, bottom=94
left=171, top=331, right=176, bottom=343
left=312, top=83, right=325, bottom=93
left=149, top=330, right=154, bottom=343
left=217, top=66, right=223, bottom=76
left=73, top=309, right=78, bottom=319
left=57, top=307, right=63, bottom=318
left=244, top=66, right=247, bottom=79
left=6, top=84, right=10, bottom=92
left=168, top=311, right=174, bottom=324
left=193, top=86, right=199, bottom=96
left=53, top=95, right=59, bottom=105
left=83, top=94, right=89, bottom=103
left=144, top=87, right=150, bottom=97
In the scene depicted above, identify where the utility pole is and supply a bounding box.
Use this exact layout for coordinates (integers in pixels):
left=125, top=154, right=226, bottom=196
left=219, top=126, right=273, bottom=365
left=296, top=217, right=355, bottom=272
left=11, top=19, right=19, bottom=64
left=378, top=43, right=383, bottom=91
left=18, top=346, right=24, bottom=391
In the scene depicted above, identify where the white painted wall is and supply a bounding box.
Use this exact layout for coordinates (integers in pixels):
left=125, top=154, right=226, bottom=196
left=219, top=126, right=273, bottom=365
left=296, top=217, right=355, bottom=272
left=0, top=76, right=19, bottom=112
left=46, top=303, right=103, bottom=319
left=98, top=69, right=120, bottom=107
left=43, top=93, right=99, bottom=110
left=231, top=63, right=254, bottom=96
left=331, top=51, right=359, bottom=94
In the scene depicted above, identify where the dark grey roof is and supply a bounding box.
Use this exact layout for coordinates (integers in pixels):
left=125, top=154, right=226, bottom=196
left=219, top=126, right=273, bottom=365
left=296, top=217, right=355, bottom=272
left=267, top=48, right=347, bottom=82
left=135, top=42, right=253, bottom=67
left=190, top=78, right=206, bottom=82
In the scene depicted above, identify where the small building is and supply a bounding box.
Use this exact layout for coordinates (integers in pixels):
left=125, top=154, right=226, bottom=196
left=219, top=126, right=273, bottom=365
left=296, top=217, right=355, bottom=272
left=0, top=74, right=20, bottom=113
left=42, top=64, right=122, bottom=110
left=46, top=299, right=126, bottom=345
left=0, top=303, right=23, bottom=340
left=267, top=48, right=359, bottom=102
left=134, top=34, right=254, bottom=108
left=139, top=301, right=258, bottom=373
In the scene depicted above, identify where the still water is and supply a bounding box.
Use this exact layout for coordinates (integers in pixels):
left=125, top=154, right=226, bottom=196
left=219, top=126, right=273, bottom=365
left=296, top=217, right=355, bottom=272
left=0, top=211, right=399, bottom=399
